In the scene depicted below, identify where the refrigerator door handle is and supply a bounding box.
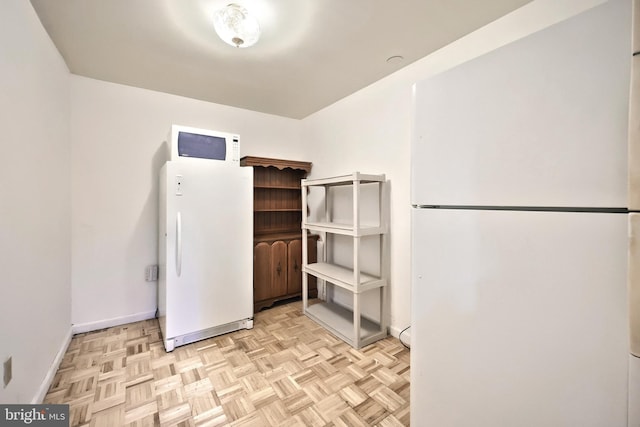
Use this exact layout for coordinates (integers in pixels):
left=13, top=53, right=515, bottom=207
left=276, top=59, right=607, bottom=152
left=631, top=213, right=640, bottom=357
left=176, top=212, right=182, bottom=277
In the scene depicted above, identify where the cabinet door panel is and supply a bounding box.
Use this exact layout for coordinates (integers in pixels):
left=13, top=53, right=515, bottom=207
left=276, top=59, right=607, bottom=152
left=287, top=239, right=302, bottom=294
left=254, top=242, right=271, bottom=302
left=271, top=241, right=288, bottom=297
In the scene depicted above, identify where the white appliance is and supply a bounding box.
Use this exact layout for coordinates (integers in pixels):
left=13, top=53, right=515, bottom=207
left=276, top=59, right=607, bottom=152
left=158, top=131, right=253, bottom=352
left=410, top=1, right=639, bottom=426
left=169, top=124, right=240, bottom=163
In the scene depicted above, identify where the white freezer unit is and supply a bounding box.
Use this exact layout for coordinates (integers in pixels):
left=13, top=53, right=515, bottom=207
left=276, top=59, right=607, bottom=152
left=158, top=160, right=253, bottom=351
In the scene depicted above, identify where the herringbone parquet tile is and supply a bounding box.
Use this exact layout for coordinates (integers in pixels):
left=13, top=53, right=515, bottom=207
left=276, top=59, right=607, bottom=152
left=44, top=301, right=410, bottom=426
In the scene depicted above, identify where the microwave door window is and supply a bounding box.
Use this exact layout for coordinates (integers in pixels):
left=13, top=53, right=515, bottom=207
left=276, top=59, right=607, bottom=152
left=177, top=132, right=227, bottom=160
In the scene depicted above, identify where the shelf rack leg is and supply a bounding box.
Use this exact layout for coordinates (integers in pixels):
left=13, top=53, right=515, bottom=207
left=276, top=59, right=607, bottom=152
left=325, top=185, right=330, bottom=223
left=322, top=185, right=329, bottom=301
left=302, top=184, right=308, bottom=313
left=354, top=291, right=361, bottom=349
left=380, top=180, right=389, bottom=334
left=302, top=233, right=308, bottom=313
left=353, top=178, right=361, bottom=347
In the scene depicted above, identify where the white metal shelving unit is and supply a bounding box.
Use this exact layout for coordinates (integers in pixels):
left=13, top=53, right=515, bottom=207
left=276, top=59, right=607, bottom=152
left=301, top=172, right=388, bottom=349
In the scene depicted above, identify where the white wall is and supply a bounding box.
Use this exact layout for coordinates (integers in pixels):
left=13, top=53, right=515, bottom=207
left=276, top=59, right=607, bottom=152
left=0, top=0, right=611, bottom=405
left=0, top=1, right=71, bottom=403
left=71, top=0, right=609, bottom=340
left=300, top=0, right=608, bottom=338
left=70, top=76, right=304, bottom=329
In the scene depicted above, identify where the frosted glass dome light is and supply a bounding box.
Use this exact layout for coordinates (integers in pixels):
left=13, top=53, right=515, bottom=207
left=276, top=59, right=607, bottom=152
left=213, top=3, right=260, bottom=48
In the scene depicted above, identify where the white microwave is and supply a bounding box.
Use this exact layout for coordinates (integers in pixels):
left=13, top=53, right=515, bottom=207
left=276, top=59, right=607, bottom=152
left=169, top=125, right=240, bottom=163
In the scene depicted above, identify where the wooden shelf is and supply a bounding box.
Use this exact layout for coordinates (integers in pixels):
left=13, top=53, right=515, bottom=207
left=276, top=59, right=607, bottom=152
left=254, top=185, right=301, bottom=190
left=305, top=301, right=387, bottom=348
left=254, top=232, right=304, bottom=243
left=255, top=209, right=303, bottom=213
left=240, top=156, right=312, bottom=173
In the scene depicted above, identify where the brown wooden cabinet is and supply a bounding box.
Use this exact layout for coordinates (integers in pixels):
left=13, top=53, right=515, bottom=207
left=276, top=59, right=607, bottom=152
left=240, top=156, right=318, bottom=312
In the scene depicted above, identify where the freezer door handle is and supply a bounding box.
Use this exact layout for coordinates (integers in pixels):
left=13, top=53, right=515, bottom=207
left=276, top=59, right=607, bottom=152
left=176, top=212, right=182, bottom=277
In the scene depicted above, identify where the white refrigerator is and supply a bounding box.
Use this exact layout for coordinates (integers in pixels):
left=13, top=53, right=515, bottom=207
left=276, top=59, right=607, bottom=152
left=158, top=159, right=253, bottom=352
left=411, top=1, right=639, bottom=426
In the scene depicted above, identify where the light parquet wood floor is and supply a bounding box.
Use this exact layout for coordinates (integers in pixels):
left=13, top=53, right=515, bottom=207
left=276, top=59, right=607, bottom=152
left=44, top=301, right=410, bottom=426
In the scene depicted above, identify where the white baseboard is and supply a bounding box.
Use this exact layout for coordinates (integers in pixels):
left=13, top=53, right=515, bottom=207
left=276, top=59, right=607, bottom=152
left=390, top=325, right=411, bottom=348
left=72, top=310, right=156, bottom=335
left=32, top=326, right=72, bottom=404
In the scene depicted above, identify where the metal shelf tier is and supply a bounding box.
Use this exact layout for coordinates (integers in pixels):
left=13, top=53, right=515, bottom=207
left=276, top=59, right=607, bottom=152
left=302, top=171, right=385, bottom=187
left=303, top=262, right=386, bottom=293
left=304, top=222, right=385, bottom=237
left=305, top=301, right=387, bottom=349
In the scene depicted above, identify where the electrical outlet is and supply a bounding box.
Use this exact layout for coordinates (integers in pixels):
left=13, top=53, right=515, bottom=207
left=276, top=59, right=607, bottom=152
left=145, top=265, right=159, bottom=282
left=3, top=357, right=12, bottom=388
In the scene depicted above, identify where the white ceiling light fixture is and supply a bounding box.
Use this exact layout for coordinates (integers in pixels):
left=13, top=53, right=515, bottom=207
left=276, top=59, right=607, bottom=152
left=213, top=3, right=261, bottom=48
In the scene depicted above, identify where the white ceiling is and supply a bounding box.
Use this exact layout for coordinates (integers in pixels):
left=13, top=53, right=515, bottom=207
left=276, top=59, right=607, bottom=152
left=30, top=0, right=533, bottom=119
